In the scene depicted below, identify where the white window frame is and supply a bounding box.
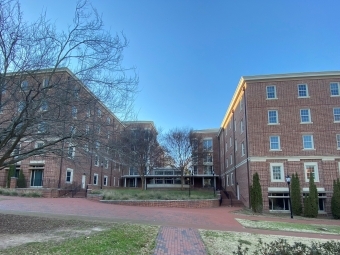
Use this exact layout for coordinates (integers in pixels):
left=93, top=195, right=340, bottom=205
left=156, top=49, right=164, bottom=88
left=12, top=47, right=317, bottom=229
left=67, top=145, right=75, bottom=159
left=230, top=154, right=233, bottom=165
left=270, top=163, right=284, bottom=182
left=103, top=175, right=108, bottom=186
left=85, top=125, right=90, bottom=135
left=235, top=139, right=237, bottom=151
left=240, top=119, right=244, bottom=133
left=40, top=100, right=48, bottom=111
left=43, top=78, right=49, bottom=88
left=241, top=142, right=245, bottom=156
left=93, top=173, right=99, bottom=185
left=300, top=109, right=312, bottom=123
left=97, top=108, right=102, bottom=118
left=302, top=135, right=314, bottom=150
left=105, top=159, right=109, bottom=169
left=203, top=139, right=213, bottom=151
left=38, top=122, right=47, bottom=133
left=231, top=173, right=234, bottom=185
left=269, top=136, right=281, bottom=151
left=304, top=162, right=319, bottom=182
left=107, top=117, right=111, bottom=124
left=266, top=85, right=277, bottom=99
left=268, top=110, right=279, bottom=125
left=240, top=98, right=243, bottom=111
left=298, top=84, right=309, bottom=98
left=226, top=175, right=229, bottom=186
left=72, top=106, right=77, bottom=119
left=226, top=158, right=228, bottom=167
left=66, top=168, right=73, bottom=183
left=333, top=108, right=340, bottom=123
left=94, top=155, right=99, bottom=166
left=21, top=80, right=29, bottom=91
left=229, top=137, right=232, bottom=147
left=35, top=141, right=44, bottom=149
left=330, top=82, right=340, bottom=96
left=337, top=134, right=340, bottom=150
left=225, top=142, right=228, bottom=152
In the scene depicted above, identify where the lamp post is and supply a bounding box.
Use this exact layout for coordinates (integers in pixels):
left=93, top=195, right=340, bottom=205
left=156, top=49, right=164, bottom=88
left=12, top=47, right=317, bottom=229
left=286, top=175, right=293, bottom=219
left=212, top=170, right=215, bottom=197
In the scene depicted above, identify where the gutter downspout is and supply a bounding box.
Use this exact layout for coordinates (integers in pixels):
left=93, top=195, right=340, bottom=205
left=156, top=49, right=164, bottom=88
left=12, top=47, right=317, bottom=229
left=232, top=110, right=237, bottom=199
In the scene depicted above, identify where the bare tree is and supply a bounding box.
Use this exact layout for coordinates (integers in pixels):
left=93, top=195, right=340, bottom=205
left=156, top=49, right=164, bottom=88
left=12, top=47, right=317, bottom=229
left=162, top=127, right=197, bottom=189
left=0, top=0, right=138, bottom=169
left=119, top=124, right=163, bottom=189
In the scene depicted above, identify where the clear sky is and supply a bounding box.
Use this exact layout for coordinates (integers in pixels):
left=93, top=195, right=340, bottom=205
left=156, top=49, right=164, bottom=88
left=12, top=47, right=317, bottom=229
left=20, top=0, right=340, bottom=132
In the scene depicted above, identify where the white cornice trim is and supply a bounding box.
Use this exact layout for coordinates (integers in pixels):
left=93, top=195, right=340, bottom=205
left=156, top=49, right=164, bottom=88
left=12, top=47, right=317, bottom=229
left=249, top=156, right=340, bottom=162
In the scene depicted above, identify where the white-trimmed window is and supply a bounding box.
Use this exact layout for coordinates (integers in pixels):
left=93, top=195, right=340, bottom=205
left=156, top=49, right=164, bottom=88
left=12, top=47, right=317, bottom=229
left=35, top=141, right=44, bottom=149
left=333, top=108, right=340, bottom=122
left=107, top=117, right=111, bottom=124
left=43, top=78, right=49, bottom=88
left=226, top=175, right=229, bottom=186
left=240, top=119, right=244, bottom=133
left=85, top=125, right=90, bottom=135
left=269, top=136, right=281, bottom=150
left=94, top=155, right=99, bottom=166
left=298, top=84, right=308, bottom=97
left=87, top=107, right=91, bottom=117
left=95, top=141, right=100, bottom=150
left=225, top=142, right=228, bottom=152
left=234, top=121, right=237, bottom=131
left=270, top=163, right=284, bottom=182
left=21, top=80, right=29, bottom=91
left=337, top=134, right=340, bottom=149
left=203, top=139, right=213, bottom=151
left=266, top=85, right=277, bottom=99
left=203, top=153, right=213, bottom=163
left=105, top=159, right=109, bottom=169
left=330, top=82, right=340, bottom=96
left=304, top=162, right=319, bottom=182
left=302, top=135, right=314, bottom=150
left=268, top=110, right=279, bottom=124
left=18, top=101, right=26, bottom=112
left=38, top=121, right=47, bottom=133
left=97, top=108, right=101, bottom=118
left=235, top=139, right=237, bottom=151
left=241, top=142, right=245, bottom=156
left=229, top=137, right=232, bottom=147
left=226, top=158, right=228, bottom=167
left=103, top=175, right=108, bottom=186
left=300, top=109, right=311, bottom=123
left=240, top=98, right=243, bottom=111
left=40, top=100, right=48, bottom=111
left=67, top=145, right=75, bottom=159
left=93, top=173, right=98, bottom=185
left=72, top=106, right=77, bottom=118
left=231, top=173, right=234, bottom=185
left=66, top=168, right=73, bottom=183
left=84, top=143, right=89, bottom=152
left=230, top=154, right=233, bottom=165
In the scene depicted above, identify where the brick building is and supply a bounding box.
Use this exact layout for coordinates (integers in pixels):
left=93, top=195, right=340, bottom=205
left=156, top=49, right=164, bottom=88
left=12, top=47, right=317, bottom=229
left=0, top=68, right=134, bottom=191
left=219, top=71, right=340, bottom=213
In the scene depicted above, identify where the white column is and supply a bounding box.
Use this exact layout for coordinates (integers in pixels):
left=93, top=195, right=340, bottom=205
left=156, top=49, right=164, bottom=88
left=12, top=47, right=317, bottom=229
left=202, top=177, right=204, bottom=188
left=124, top=178, right=126, bottom=187
left=114, top=177, right=116, bottom=187
left=135, top=177, right=137, bottom=187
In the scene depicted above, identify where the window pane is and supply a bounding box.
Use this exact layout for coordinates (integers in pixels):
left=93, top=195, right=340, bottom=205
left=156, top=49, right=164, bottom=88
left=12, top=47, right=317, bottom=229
left=268, top=110, right=278, bottom=123
left=300, top=109, right=310, bottom=122
left=298, top=84, right=307, bottom=97
left=272, top=166, right=281, bottom=180
left=270, top=136, right=280, bottom=150
left=303, top=135, right=313, bottom=149
left=330, top=83, right=339, bottom=96
left=267, top=86, right=276, bottom=98
left=334, top=108, right=340, bottom=121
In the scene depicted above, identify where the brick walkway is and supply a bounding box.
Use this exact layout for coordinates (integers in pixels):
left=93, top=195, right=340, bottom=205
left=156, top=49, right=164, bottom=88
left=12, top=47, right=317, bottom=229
left=153, top=227, right=206, bottom=255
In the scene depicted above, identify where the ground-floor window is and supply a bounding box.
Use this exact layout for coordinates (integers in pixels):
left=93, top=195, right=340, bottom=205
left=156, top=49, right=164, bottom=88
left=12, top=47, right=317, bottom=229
left=103, top=176, right=108, bottom=186
left=303, top=192, right=326, bottom=212
left=29, top=163, right=44, bottom=187
left=93, top=174, right=98, bottom=185
left=66, top=168, right=73, bottom=183
left=268, top=193, right=290, bottom=211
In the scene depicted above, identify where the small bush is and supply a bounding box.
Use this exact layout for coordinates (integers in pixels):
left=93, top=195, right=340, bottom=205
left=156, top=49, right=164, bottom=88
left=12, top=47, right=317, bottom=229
left=331, top=178, right=340, bottom=219
left=233, top=238, right=340, bottom=255
left=17, top=169, right=26, bottom=188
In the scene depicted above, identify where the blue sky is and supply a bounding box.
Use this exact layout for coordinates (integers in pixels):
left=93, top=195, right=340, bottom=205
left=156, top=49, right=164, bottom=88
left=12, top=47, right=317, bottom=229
left=20, top=0, right=340, bottom=132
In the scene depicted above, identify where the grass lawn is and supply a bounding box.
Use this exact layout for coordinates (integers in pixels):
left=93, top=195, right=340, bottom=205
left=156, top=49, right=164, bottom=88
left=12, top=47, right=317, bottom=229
left=1, top=223, right=159, bottom=255
left=100, top=188, right=217, bottom=200
left=235, top=218, right=340, bottom=235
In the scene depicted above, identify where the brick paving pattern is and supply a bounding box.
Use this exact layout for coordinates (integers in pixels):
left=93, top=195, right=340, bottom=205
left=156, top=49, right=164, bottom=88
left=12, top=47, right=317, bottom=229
left=153, top=226, right=206, bottom=255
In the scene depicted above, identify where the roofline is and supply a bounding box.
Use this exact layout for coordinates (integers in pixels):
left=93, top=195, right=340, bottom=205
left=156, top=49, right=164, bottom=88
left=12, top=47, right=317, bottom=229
left=122, top=121, right=156, bottom=130
left=221, top=70, right=340, bottom=128
left=5, top=67, right=126, bottom=128
left=192, top=128, right=219, bottom=133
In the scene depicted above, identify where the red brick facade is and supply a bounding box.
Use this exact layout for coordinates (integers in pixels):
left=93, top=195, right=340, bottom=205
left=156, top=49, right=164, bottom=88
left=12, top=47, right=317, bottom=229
left=219, top=72, right=340, bottom=214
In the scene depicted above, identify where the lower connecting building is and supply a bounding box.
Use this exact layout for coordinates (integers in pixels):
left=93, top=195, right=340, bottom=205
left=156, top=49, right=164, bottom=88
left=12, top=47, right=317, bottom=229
left=219, top=71, right=340, bottom=214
